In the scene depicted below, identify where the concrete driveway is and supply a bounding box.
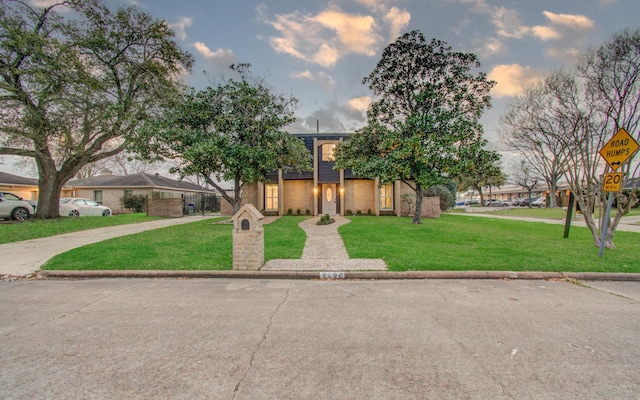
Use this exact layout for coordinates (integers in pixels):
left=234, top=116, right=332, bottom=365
left=2, top=278, right=639, bottom=399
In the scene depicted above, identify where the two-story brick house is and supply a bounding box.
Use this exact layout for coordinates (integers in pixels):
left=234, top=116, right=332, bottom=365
left=222, top=133, right=440, bottom=218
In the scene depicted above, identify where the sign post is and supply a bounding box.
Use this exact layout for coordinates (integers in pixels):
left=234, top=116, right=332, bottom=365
left=597, top=128, right=640, bottom=257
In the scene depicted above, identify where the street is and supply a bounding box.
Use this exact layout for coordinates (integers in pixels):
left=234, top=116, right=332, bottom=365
left=1, top=278, right=639, bottom=399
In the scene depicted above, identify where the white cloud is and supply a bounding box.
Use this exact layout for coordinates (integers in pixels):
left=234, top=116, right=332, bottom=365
left=347, top=96, right=372, bottom=112
left=492, top=7, right=528, bottom=39
left=258, top=4, right=390, bottom=67
left=528, top=25, right=561, bottom=41
left=542, top=11, right=594, bottom=30
left=291, top=70, right=336, bottom=91
left=192, top=42, right=234, bottom=68
left=483, top=37, right=503, bottom=55
left=169, top=17, right=192, bottom=41
left=385, top=7, right=411, bottom=41
left=487, top=64, right=544, bottom=98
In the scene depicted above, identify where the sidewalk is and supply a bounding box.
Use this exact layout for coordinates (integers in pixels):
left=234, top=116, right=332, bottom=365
left=0, top=214, right=219, bottom=276
left=261, top=216, right=387, bottom=271
left=452, top=211, right=640, bottom=233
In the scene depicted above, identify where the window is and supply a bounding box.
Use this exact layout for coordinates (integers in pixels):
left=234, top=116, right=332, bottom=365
left=380, top=183, right=393, bottom=210
left=94, top=190, right=103, bottom=205
left=265, top=184, right=278, bottom=210
left=124, top=190, right=133, bottom=197
left=321, top=143, right=336, bottom=162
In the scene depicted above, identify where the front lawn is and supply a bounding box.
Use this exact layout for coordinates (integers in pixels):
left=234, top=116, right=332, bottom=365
left=41, top=216, right=307, bottom=270
left=339, top=215, right=640, bottom=273
left=41, top=214, right=639, bottom=273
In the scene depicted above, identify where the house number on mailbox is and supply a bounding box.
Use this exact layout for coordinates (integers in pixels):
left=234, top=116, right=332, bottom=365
left=241, top=219, right=250, bottom=230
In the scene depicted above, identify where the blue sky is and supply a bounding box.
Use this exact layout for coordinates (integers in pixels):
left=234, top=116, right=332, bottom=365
left=2, top=0, right=639, bottom=177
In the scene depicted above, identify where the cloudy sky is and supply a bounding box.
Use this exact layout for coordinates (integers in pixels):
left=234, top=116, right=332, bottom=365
left=2, top=0, right=639, bottom=177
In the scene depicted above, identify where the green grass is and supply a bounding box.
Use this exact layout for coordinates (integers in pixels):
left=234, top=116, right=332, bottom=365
left=0, top=213, right=164, bottom=244
left=41, top=216, right=307, bottom=271
left=450, top=206, right=640, bottom=219
left=40, top=214, right=640, bottom=273
left=339, top=215, right=640, bottom=273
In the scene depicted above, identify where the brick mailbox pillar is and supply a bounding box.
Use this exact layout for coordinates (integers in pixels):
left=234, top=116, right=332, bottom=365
left=232, top=204, right=265, bottom=270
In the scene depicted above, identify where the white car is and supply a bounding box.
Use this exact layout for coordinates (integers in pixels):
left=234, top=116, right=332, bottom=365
left=0, top=192, right=34, bottom=221
left=531, top=197, right=547, bottom=208
left=60, top=198, right=112, bottom=217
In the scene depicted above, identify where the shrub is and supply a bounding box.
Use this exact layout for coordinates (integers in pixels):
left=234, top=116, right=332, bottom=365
left=346, top=209, right=353, bottom=216
left=367, top=209, right=372, bottom=215
left=424, top=185, right=455, bottom=211
left=356, top=210, right=362, bottom=216
left=121, top=194, right=146, bottom=213
left=296, top=208, right=301, bottom=215
left=287, top=208, right=293, bottom=215
left=317, top=213, right=335, bottom=225
left=305, top=209, right=311, bottom=215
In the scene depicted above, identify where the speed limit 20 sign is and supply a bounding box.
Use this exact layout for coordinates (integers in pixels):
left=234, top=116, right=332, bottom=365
left=603, top=172, right=623, bottom=192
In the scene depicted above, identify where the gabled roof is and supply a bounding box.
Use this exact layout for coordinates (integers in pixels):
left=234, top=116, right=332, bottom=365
left=68, top=173, right=216, bottom=193
left=0, top=171, right=38, bottom=186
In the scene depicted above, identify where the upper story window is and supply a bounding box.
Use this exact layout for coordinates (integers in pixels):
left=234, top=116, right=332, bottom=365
left=321, top=143, right=337, bottom=162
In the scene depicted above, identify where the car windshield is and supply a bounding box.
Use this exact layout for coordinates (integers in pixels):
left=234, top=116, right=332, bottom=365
left=61, top=199, right=71, bottom=204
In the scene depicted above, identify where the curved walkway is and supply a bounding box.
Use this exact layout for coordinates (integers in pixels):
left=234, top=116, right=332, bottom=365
left=262, top=216, right=387, bottom=271
left=0, top=215, right=219, bottom=276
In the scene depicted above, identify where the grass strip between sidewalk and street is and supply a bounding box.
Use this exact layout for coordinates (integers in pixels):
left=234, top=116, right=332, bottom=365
left=0, top=213, right=164, bottom=244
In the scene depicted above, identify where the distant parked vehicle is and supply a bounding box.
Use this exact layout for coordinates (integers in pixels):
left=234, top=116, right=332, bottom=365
left=531, top=197, right=546, bottom=207
left=509, top=198, right=524, bottom=206
left=28, top=200, right=80, bottom=217
left=484, top=199, right=509, bottom=207
left=60, top=198, right=111, bottom=217
left=0, top=192, right=34, bottom=221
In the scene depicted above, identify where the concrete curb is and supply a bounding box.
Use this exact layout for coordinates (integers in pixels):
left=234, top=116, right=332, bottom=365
left=33, top=270, right=640, bottom=281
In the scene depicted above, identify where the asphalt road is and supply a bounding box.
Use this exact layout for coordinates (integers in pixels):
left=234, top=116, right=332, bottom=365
left=2, top=278, right=639, bottom=399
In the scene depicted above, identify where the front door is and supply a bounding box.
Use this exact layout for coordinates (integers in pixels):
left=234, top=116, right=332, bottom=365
left=322, top=184, right=337, bottom=215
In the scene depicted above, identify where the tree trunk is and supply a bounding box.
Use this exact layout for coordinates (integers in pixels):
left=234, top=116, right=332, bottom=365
left=413, top=184, right=423, bottom=224
left=548, top=182, right=558, bottom=208
left=34, top=157, right=71, bottom=219
left=476, top=186, right=484, bottom=206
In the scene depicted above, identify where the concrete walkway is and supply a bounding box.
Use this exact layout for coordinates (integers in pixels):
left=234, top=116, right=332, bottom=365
left=0, top=214, right=220, bottom=276
left=262, top=216, right=387, bottom=271
left=453, top=211, right=640, bottom=233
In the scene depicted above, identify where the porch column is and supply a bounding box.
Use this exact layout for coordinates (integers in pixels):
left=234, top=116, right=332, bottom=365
left=313, top=137, right=319, bottom=216
left=278, top=169, right=283, bottom=216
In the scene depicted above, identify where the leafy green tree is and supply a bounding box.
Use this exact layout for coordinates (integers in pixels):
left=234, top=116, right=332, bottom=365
left=0, top=0, right=193, bottom=218
left=140, top=64, right=312, bottom=214
left=335, top=30, right=495, bottom=223
left=455, top=148, right=504, bottom=206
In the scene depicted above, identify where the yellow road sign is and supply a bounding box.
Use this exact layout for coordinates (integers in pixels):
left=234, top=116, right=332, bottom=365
left=599, top=128, right=639, bottom=171
left=603, top=172, right=623, bottom=192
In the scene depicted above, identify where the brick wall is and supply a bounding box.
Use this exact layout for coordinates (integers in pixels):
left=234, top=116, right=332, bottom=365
left=344, top=179, right=376, bottom=215
left=147, top=198, right=183, bottom=218
left=282, top=180, right=314, bottom=215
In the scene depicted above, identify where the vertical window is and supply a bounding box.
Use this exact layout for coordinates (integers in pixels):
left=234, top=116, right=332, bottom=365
left=321, top=144, right=336, bottom=161
left=124, top=190, right=133, bottom=197
left=380, top=183, right=393, bottom=210
left=265, top=184, right=278, bottom=210
left=94, top=190, right=103, bottom=205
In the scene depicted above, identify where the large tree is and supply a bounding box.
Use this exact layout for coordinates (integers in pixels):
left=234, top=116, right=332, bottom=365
left=499, top=29, right=640, bottom=248
left=499, top=82, right=568, bottom=208
left=335, top=30, right=495, bottom=223
left=139, top=64, right=312, bottom=214
left=509, top=159, right=540, bottom=207
left=455, top=148, right=504, bottom=206
left=0, top=0, right=193, bottom=218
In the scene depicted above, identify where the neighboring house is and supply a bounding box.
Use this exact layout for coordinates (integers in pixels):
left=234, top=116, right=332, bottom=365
left=68, top=172, right=218, bottom=214
left=0, top=171, right=39, bottom=201
left=223, top=133, right=440, bottom=217
left=0, top=171, right=75, bottom=201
